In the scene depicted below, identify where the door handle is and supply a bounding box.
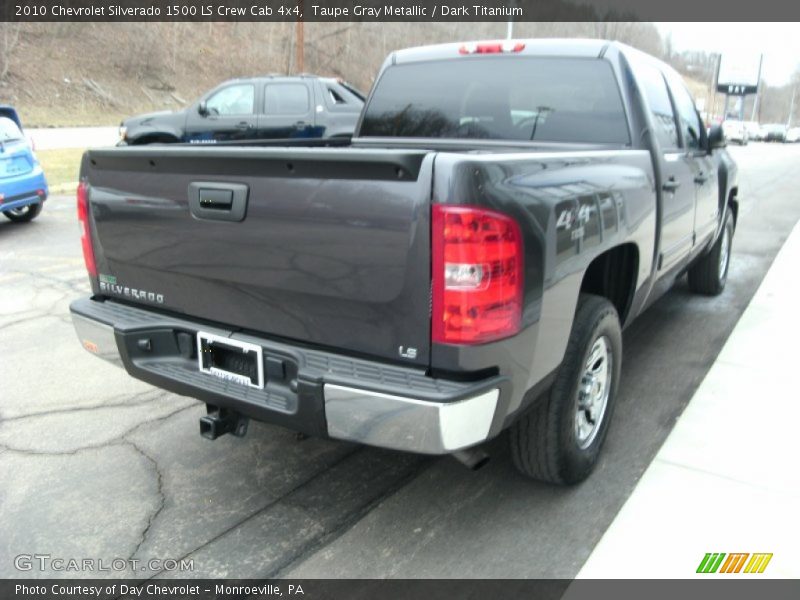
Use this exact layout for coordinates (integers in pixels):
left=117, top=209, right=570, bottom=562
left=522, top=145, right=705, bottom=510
left=294, top=121, right=307, bottom=128
left=662, top=178, right=681, bottom=192
left=235, top=122, right=253, bottom=130
left=694, top=173, right=709, bottom=184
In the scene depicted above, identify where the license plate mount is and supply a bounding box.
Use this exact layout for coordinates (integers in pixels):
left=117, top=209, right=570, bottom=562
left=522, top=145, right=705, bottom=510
left=197, top=332, right=264, bottom=389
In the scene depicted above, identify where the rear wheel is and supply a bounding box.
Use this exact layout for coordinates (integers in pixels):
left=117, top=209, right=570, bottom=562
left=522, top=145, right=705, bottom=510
left=509, top=294, right=622, bottom=485
left=687, top=210, right=734, bottom=296
left=3, top=202, right=42, bottom=223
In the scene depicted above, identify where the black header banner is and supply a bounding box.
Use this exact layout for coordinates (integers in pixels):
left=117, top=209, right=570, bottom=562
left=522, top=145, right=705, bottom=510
left=2, top=0, right=800, bottom=22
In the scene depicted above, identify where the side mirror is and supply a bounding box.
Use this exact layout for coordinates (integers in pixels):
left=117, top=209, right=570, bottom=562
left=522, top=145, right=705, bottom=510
left=707, top=125, right=726, bottom=151
left=197, top=101, right=208, bottom=117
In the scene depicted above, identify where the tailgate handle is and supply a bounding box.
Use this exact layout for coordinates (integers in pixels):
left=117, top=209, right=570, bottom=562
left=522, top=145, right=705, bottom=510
left=199, top=189, right=233, bottom=210
left=188, top=182, right=249, bottom=222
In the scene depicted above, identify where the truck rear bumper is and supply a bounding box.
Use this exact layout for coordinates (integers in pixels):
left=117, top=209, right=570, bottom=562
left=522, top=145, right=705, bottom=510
left=70, top=297, right=505, bottom=455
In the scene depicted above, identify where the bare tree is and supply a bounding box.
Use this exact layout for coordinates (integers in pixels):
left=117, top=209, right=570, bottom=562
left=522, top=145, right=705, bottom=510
left=0, top=22, right=23, bottom=82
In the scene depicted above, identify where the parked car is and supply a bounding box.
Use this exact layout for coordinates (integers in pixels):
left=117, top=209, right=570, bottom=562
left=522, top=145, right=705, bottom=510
left=71, top=39, right=737, bottom=485
left=785, top=127, right=800, bottom=143
left=762, top=123, right=788, bottom=142
left=0, top=106, right=47, bottom=223
left=722, top=119, right=748, bottom=145
left=744, top=121, right=762, bottom=141
left=119, top=75, right=365, bottom=145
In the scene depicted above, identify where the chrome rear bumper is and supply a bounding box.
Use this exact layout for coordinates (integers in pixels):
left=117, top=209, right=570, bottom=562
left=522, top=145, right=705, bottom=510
left=324, top=384, right=499, bottom=454
left=72, top=314, right=123, bottom=368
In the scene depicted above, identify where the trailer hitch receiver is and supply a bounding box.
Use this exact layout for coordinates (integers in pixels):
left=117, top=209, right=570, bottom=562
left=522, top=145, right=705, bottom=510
left=199, top=405, right=249, bottom=440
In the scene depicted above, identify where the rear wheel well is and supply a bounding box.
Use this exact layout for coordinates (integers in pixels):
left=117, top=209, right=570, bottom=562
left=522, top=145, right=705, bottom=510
left=579, top=244, right=638, bottom=324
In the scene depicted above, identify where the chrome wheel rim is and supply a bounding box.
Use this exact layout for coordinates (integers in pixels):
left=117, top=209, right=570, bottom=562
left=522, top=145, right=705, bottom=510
left=575, top=336, right=612, bottom=450
left=718, top=226, right=730, bottom=280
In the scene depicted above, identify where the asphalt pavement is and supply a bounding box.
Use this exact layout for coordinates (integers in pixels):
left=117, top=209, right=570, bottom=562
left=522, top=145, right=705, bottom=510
left=1, top=143, right=799, bottom=579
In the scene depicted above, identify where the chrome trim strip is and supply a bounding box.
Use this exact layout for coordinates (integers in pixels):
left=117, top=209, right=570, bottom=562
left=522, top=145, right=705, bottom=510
left=324, top=384, right=498, bottom=454
left=71, top=314, right=123, bottom=368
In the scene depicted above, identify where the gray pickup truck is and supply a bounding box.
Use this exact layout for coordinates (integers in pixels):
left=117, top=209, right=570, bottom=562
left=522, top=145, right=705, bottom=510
left=70, top=39, right=737, bottom=485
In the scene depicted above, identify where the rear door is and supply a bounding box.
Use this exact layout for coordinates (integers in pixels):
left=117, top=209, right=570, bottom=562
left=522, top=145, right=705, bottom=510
left=636, top=63, right=696, bottom=271
left=667, top=76, right=719, bottom=246
left=258, top=82, right=317, bottom=138
left=185, top=82, right=259, bottom=143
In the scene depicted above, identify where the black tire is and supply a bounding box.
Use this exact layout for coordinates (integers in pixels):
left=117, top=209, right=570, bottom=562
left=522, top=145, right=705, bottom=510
left=510, top=294, right=622, bottom=485
left=687, top=210, right=734, bottom=296
left=3, top=202, right=42, bottom=223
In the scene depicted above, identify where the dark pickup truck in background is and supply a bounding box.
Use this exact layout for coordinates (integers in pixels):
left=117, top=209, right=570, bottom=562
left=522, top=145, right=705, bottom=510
left=71, top=39, right=737, bottom=485
left=119, top=75, right=364, bottom=145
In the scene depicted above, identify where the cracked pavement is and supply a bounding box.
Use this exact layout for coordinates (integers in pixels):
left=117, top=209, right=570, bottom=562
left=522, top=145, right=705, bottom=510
left=1, top=144, right=799, bottom=579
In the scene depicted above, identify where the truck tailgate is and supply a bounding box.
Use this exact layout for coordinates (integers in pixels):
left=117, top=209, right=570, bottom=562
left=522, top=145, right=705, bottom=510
left=82, top=146, right=433, bottom=366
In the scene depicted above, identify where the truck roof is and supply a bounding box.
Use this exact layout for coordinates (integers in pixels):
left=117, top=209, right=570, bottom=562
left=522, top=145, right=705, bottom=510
left=392, top=38, right=613, bottom=64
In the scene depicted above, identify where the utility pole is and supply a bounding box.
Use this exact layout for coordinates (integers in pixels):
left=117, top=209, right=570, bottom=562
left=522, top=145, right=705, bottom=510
left=709, top=53, right=720, bottom=122
left=750, top=54, right=763, bottom=122
left=295, top=2, right=304, bottom=74
left=788, top=85, right=796, bottom=128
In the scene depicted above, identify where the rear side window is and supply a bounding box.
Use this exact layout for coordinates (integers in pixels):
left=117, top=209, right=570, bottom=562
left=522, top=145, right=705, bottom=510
left=265, top=84, right=310, bottom=115
left=0, top=117, right=23, bottom=142
left=328, top=87, right=346, bottom=104
left=339, top=81, right=366, bottom=102
left=360, top=57, right=630, bottom=145
left=635, top=64, right=679, bottom=151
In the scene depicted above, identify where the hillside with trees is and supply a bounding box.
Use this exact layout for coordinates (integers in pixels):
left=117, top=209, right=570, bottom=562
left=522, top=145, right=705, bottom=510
left=1, top=21, right=797, bottom=127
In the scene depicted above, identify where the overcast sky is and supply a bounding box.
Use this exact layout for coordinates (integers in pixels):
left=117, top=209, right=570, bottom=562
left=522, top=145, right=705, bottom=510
left=655, top=23, right=800, bottom=86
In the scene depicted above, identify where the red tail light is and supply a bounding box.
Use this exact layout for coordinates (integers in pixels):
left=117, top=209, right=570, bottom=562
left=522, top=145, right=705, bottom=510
left=459, top=42, right=526, bottom=55
left=432, top=205, right=523, bottom=344
left=77, top=182, right=97, bottom=276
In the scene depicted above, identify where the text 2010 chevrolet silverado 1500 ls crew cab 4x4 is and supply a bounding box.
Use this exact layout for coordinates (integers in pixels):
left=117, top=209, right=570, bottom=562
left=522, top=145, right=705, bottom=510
left=70, top=40, right=737, bottom=484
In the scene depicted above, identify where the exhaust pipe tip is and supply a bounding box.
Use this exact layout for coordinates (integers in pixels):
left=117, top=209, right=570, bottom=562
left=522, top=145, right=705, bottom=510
left=452, top=447, right=491, bottom=471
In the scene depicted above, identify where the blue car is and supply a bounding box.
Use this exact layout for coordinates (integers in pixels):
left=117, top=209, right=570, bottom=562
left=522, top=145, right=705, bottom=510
left=1, top=105, right=48, bottom=223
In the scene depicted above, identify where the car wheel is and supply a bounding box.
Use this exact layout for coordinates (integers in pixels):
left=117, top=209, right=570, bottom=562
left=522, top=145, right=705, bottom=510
left=3, top=202, right=43, bottom=223
left=509, top=294, right=622, bottom=485
left=687, top=210, right=734, bottom=296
